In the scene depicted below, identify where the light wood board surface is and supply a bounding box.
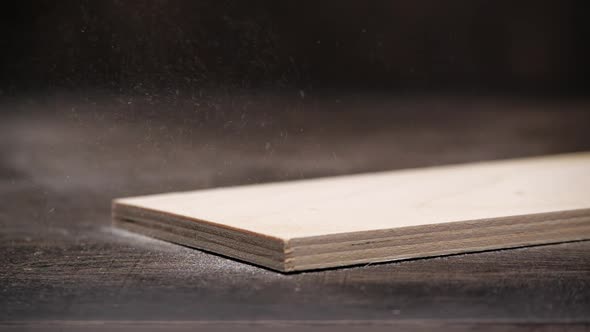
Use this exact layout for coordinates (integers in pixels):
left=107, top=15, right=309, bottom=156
left=113, top=152, right=590, bottom=272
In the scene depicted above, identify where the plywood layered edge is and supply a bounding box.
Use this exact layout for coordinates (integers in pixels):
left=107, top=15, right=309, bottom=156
left=112, top=203, right=590, bottom=272
left=112, top=204, right=287, bottom=271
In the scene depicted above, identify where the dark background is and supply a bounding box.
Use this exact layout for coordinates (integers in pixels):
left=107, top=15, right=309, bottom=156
left=1, top=1, right=589, bottom=330
left=1, top=0, right=589, bottom=95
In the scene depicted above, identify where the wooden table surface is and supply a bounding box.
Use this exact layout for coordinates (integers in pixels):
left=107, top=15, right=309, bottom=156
left=1, top=93, right=589, bottom=331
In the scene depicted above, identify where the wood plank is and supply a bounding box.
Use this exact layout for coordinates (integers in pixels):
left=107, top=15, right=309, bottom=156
left=112, top=152, right=590, bottom=272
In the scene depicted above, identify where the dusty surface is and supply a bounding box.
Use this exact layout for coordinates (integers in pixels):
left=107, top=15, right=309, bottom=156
left=1, top=93, right=589, bottom=329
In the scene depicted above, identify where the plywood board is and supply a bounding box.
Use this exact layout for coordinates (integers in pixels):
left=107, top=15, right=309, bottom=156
left=112, top=152, right=590, bottom=272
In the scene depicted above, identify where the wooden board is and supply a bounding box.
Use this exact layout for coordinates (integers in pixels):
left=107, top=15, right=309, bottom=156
left=112, top=152, right=590, bottom=272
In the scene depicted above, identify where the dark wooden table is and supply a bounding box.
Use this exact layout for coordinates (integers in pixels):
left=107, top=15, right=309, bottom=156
left=1, top=92, right=589, bottom=331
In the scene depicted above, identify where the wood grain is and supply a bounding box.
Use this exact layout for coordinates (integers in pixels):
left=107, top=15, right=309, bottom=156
left=113, top=152, right=590, bottom=272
